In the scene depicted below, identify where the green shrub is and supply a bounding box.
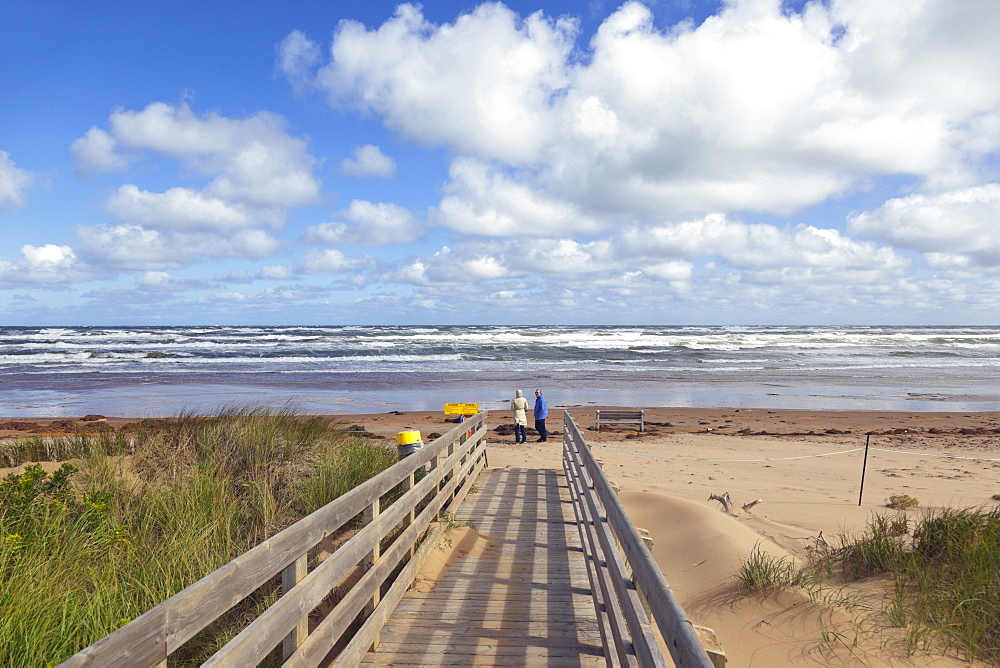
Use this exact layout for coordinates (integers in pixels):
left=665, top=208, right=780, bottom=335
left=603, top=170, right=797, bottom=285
left=886, top=494, right=919, bottom=510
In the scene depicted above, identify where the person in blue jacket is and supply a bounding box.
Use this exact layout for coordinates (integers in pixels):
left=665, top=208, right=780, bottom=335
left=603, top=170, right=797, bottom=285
left=533, top=388, right=548, bottom=442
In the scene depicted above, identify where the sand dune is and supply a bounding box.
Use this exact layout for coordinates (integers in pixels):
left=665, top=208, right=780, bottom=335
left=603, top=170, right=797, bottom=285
left=618, top=490, right=785, bottom=599
left=616, top=490, right=974, bottom=666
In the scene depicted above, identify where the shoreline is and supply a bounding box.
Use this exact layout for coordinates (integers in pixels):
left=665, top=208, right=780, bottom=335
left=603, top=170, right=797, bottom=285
left=5, top=405, right=1000, bottom=441
left=5, top=378, right=1000, bottom=420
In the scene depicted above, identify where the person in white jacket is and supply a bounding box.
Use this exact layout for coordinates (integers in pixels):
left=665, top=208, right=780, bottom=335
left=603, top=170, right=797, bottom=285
left=511, top=389, right=529, bottom=443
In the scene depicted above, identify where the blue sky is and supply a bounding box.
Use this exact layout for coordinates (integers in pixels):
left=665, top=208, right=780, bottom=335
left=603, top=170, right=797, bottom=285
left=2, top=0, right=999, bottom=325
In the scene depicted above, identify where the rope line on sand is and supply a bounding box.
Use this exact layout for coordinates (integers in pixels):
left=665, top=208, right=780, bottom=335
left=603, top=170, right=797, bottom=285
left=339, top=429, right=1000, bottom=461
left=870, top=447, right=1000, bottom=462
left=589, top=444, right=865, bottom=463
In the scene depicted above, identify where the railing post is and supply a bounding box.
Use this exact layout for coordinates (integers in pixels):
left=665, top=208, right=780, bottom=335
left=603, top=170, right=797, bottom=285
left=446, top=437, right=458, bottom=505
left=406, top=470, right=416, bottom=558
left=281, top=553, right=309, bottom=660
left=363, top=497, right=382, bottom=650
left=430, top=452, right=441, bottom=519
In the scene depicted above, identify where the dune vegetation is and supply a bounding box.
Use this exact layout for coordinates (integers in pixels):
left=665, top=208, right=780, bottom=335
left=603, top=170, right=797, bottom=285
left=0, top=408, right=398, bottom=665
left=737, top=506, right=1000, bottom=663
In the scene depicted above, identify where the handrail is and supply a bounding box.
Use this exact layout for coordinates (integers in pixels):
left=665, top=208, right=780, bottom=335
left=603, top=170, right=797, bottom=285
left=563, top=410, right=713, bottom=667
left=60, top=412, right=489, bottom=667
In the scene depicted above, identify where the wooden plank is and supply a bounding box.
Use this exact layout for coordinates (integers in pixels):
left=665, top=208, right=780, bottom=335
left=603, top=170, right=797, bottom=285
left=363, top=642, right=605, bottom=658
left=373, top=639, right=609, bottom=654
left=204, top=467, right=445, bottom=664
left=365, top=466, right=605, bottom=666
left=383, top=610, right=597, bottom=624
left=331, top=522, right=444, bottom=665
left=424, top=558, right=590, bottom=570
left=380, top=627, right=602, bottom=641
left=392, top=591, right=596, bottom=603
left=387, top=612, right=602, bottom=626
left=439, top=557, right=590, bottom=566
left=362, top=663, right=603, bottom=668
left=389, top=602, right=598, bottom=616
left=362, top=664, right=598, bottom=667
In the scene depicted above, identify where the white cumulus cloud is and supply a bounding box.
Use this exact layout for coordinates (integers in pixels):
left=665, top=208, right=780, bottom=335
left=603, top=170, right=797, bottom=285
left=72, top=102, right=321, bottom=210
left=285, top=0, right=1000, bottom=235
left=298, top=3, right=577, bottom=165
left=77, top=224, right=281, bottom=271
left=259, top=265, right=295, bottom=280
left=68, top=102, right=321, bottom=273
left=0, top=244, right=88, bottom=283
left=297, top=248, right=367, bottom=275
left=104, top=185, right=265, bottom=231
left=70, top=128, right=129, bottom=175
left=849, top=184, right=1000, bottom=269
left=277, top=30, right=323, bottom=95
left=434, top=158, right=603, bottom=237
left=304, top=200, right=424, bottom=246
left=339, top=144, right=396, bottom=178
left=0, top=151, right=34, bottom=209
left=621, top=215, right=908, bottom=275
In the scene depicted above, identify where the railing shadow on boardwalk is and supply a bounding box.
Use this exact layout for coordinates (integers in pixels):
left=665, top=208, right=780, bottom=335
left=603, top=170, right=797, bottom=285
left=362, top=466, right=606, bottom=666
left=60, top=410, right=716, bottom=667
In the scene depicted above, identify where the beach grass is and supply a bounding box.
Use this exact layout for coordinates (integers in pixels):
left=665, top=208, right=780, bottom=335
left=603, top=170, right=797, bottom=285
left=0, top=407, right=398, bottom=665
left=736, top=507, right=1000, bottom=662
left=735, top=543, right=813, bottom=592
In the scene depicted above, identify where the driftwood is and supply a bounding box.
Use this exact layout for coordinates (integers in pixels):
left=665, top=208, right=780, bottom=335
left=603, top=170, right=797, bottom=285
left=708, top=492, right=734, bottom=513
left=741, top=498, right=763, bottom=513
left=708, top=492, right=764, bottom=515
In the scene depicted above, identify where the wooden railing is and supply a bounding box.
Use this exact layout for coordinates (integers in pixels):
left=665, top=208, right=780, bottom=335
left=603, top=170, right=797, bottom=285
left=562, top=410, right=715, bottom=667
left=60, top=413, right=489, bottom=667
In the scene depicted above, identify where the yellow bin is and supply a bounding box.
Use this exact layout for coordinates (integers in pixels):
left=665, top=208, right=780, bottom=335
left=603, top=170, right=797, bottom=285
left=396, top=430, right=423, bottom=460
left=396, top=430, right=422, bottom=446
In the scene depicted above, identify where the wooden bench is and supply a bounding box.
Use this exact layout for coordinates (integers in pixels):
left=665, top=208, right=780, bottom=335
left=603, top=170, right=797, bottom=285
left=595, top=409, right=644, bottom=432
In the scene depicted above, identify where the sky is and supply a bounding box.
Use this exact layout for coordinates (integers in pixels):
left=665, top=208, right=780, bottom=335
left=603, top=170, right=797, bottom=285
left=2, top=0, right=999, bottom=326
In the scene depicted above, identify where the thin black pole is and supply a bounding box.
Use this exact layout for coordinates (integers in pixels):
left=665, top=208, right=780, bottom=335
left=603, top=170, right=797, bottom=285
left=858, top=433, right=871, bottom=506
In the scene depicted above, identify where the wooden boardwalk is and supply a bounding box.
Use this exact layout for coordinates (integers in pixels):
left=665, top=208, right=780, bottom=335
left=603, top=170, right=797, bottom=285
left=362, top=467, right=606, bottom=667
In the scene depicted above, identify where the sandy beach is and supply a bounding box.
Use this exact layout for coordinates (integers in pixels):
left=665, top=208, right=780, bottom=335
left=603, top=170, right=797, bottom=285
left=3, top=406, right=999, bottom=665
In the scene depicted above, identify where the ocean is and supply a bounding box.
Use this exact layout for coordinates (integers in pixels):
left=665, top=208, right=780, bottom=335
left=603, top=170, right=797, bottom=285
left=1, top=325, right=999, bottom=417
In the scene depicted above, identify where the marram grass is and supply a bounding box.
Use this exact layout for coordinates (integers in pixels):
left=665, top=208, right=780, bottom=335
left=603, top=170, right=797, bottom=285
left=0, top=407, right=398, bottom=665
left=735, top=507, right=1000, bottom=662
